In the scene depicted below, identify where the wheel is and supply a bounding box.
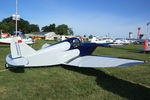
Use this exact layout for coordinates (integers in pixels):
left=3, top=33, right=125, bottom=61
left=5, top=63, right=9, bottom=69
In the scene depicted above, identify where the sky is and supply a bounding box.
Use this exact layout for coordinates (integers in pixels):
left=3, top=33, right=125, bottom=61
left=0, top=0, right=150, bottom=38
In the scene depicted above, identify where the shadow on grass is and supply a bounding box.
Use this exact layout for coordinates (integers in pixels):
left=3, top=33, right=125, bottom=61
left=62, top=66, right=150, bottom=100
left=7, top=65, right=60, bottom=73
left=0, top=45, right=9, bottom=48
left=111, top=46, right=150, bottom=54
left=9, top=68, right=25, bottom=73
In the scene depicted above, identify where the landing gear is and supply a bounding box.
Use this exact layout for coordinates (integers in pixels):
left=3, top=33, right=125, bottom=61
left=5, top=63, right=9, bottom=69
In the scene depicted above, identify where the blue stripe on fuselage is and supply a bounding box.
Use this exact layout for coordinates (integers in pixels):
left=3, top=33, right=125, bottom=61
left=62, top=37, right=97, bottom=56
left=77, top=42, right=97, bottom=56
left=47, top=37, right=97, bottom=56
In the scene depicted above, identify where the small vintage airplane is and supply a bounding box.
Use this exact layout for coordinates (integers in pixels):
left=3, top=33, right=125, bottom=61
left=91, top=37, right=113, bottom=46
left=5, top=37, right=144, bottom=68
left=0, top=36, right=34, bottom=45
left=0, top=31, right=34, bottom=45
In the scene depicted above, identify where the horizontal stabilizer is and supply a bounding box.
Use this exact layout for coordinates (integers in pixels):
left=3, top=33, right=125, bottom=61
left=65, top=55, right=144, bottom=67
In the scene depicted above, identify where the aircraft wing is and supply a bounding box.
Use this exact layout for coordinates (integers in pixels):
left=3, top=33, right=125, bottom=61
left=65, top=55, right=144, bottom=67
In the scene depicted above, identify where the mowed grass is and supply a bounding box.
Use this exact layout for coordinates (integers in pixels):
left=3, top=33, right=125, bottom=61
left=0, top=40, right=150, bottom=100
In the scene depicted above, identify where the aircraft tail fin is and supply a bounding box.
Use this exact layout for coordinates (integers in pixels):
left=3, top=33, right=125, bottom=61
left=144, top=39, right=150, bottom=51
left=11, top=38, right=36, bottom=58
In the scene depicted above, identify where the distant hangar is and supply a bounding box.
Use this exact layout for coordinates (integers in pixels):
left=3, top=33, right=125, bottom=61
left=25, top=32, right=60, bottom=40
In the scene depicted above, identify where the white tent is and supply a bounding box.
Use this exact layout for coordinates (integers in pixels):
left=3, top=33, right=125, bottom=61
left=45, top=32, right=60, bottom=40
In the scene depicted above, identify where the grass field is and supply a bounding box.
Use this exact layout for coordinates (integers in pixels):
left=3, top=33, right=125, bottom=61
left=0, top=40, right=150, bottom=100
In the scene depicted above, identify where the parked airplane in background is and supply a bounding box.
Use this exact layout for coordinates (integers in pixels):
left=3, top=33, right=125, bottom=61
left=0, top=36, right=34, bottom=45
left=144, top=39, right=150, bottom=51
left=5, top=37, right=144, bottom=68
left=91, top=37, right=113, bottom=46
left=0, top=33, right=34, bottom=45
left=137, top=39, right=150, bottom=52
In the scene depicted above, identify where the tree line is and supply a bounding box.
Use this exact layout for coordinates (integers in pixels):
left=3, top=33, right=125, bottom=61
left=0, top=17, right=40, bottom=34
left=42, top=24, right=73, bottom=35
left=0, top=17, right=74, bottom=35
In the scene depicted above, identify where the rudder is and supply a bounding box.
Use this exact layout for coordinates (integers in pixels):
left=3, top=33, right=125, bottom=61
left=11, top=37, right=36, bottom=58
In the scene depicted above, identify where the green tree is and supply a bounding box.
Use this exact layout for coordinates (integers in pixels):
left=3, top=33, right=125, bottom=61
left=41, top=23, right=74, bottom=35
left=18, top=19, right=30, bottom=33
left=28, top=24, right=40, bottom=33
left=0, top=16, right=40, bottom=34
left=68, top=28, right=74, bottom=35
left=41, top=26, right=49, bottom=32
left=0, top=22, right=10, bottom=32
left=89, top=34, right=93, bottom=39
left=55, top=24, right=68, bottom=35
left=41, top=24, right=56, bottom=32
left=49, top=24, right=56, bottom=32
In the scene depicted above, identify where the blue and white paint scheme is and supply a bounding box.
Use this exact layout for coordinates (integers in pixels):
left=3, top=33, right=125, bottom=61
left=6, top=37, right=144, bottom=68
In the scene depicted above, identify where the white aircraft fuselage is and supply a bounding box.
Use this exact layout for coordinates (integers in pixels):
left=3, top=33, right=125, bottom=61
left=6, top=37, right=144, bottom=68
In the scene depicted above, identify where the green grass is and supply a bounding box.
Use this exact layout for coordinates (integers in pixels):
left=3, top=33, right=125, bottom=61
left=0, top=40, right=150, bottom=100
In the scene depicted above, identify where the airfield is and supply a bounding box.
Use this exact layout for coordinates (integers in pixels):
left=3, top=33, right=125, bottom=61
left=0, top=39, right=150, bottom=100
